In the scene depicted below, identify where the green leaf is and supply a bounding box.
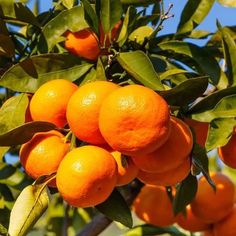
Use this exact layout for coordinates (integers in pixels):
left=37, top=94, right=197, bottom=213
left=96, top=58, right=106, bottom=80
left=125, top=224, right=186, bottom=236
left=192, top=144, right=216, bottom=190
left=82, top=0, right=99, bottom=35
left=205, top=118, right=236, bottom=151
left=62, top=0, right=74, bottom=9
left=220, top=27, right=236, bottom=86
left=0, top=223, right=8, bottom=235
left=120, top=0, right=157, bottom=5
left=172, top=174, right=198, bottom=215
left=0, top=121, right=56, bottom=146
left=0, top=94, right=28, bottom=134
left=188, top=30, right=212, bottom=39
left=189, top=86, right=236, bottom=114
left=96, top=188, right=133, bottom=228
left=152, top=41, right=221, bottom=86
left=177, top=0, right=215, bottom=34
left=117, top=51, right=164, bottom=90
left=0, top=2, right=40, bottom=27
left=159, top=69, right=189, bottom=81
left=80, top=67, right=97, bottom=85
left=0, top=147, right=10, bottom=161
left=8, top=184, right=49, bottom=236
left=38, top=6, right=88, bottom=52
left=0, top=163, right=29, bottom=190
left=217, top=0, right=236, bottom=7
left=159, top=76, right=208, bottom=107
left=129, top=26, right=153, bottom=44
left=0, top=34, right=15, bottom=57
left=0, top=54, right=93, bottom=93
left=192, top=94, right=236, bottom=122
left=99, top=0, right=123, bottom=33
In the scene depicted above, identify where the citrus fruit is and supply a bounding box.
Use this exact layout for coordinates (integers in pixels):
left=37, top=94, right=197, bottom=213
left=30, top=79, right=78, bottom=127
left=132, top=116, right=193, bottom=173
left=190, top=172, right=235, bottom=223
left=111, top=151, right=139, bottom=186
left=203, top=228, right=215, bottom=236
left=65, top=29, right=101, bottom=61
left=56, top=145, right=117, bottom=208
left=213, top=204, right=236, bottom=236
left=133, top=185, right=175, bottom=227
left=99, top=84, right=170, bottom=156
left=20, top=130, right=70, bottom=187
left=66, top=80, right=119, bottom=145
left=137, top=157, right=191, bottom=186
left=218, top=133, right=236, bottom=168
left=176, top=204, right=210, bottom=232
left=185, top=118, right=209, bottom=147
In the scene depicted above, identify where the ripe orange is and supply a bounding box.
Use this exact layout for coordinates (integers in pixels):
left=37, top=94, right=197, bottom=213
left=190, top=172, right=235, bottom=223
left=111, top=151, right=139, bottom=186
left=203, top=228, right=215, bottom=236
left=184, top=118, right=209, bottom=147
left=132, top=116, right=193, bottom=173
left=99, top=20, right=122, bottom=48
left=56, top=145, right=117, bottom=208
left=66, top=81, right=119, bottom=145
left=65, top=29, right=101, bottom=61
left=30, top=79, right=78, bottom=127
left=133, top=185, right=175, bottom=227
left=218, top=133, right=236, bottom=168
left=213, top=204, right=236, bottom=236
left=99, top=84, right=170, bottom=156
left=176, top=204, right=210, bottom=232
left=19, top=130, right=70, bottom=187
left=137, top=157, right=191, bottom=186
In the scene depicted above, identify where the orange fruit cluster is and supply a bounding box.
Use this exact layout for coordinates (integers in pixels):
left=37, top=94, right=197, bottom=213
left=19, top=79, right=196, bottom=209
left=133, top=172, right=236, bottom=236
left=64, top=20, right=122, bottom=61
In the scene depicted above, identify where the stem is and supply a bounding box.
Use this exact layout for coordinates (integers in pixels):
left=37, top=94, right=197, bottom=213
left=62, top=204, right=70, bottom=236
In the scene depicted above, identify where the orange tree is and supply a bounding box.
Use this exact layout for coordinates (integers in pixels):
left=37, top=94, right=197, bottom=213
left=0, top=0, right=236, bottom=236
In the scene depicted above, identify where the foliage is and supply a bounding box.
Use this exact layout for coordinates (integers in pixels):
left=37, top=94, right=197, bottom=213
left=0, top=0, right=235, bottom=235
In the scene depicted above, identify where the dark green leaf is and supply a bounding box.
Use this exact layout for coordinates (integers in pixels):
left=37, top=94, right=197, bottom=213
left=117, top=51, right=164, bottom=90
left=0, top=94, right=28, bottom=134
left=120, top=0, right=157, bottom=5
left=99, top=0, right=123, bottom=33
left=152, top=41, right=221, bottom=86
left=0, top=34, right=15, bottom=57
left=125, top=224, right=186, bottom=236
left=0, top=163, right=29, bottom=190
left=172, top=174, right=198, bottom=215
left=8, top=184, right=49, bottom=236
left=0, top=223, right=8, bottom=235
left=217, top=0, right=236, bottom=7
left=189, top=86, right=236, bottom=114
left=159, top=69, right=189, bottom=81
left=220, top=27, right=236, bottom=86
left=159, top=76, right=208, bottom=107
left=205, top=118, right=236, bottom=151
left=80, top=67, right=97, bottom=85
left=0, top=54, right=93, bottom=93
left=96, top=188, right=133, bottom=228
left=192, top=144, right=216, bottom=190
left=0, top=3, right=40, bottom=27
left=177, top=0, right=214, bottom=34
left=0, top=121, right=56, bottom=146
left=96, top=58, right=106, bottom=80
left=192, top=94, right=236, bottom=122
left=38, top=6, right=88, bottom=52
left=82, top=0, right=99, bottom=35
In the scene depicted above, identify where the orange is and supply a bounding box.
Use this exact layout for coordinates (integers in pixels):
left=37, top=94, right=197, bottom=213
left=213, top=204, right=236, bottom=236
left=66, top=81, right=119, bottom=145
left=218, top=133, right=236, bottom=168
left=65, top=29, right=101, bottom=61
left=176, top=204, right=210, bottom=232
left=56, top=145, right=117, bottom=208
left=190, top=172, right=235, bottom=223
left=100, top=20, right=122, bottom=48
left=133, top=185, right=175, bottom=227
left=137, top=157, right=191, bottom=186
left=132, top=116, right=193, bottom=173
left=30, top=79, right=78, bottom=127
left=185, top=118, right=209, bottom=147
left=20, top=130, right=70, bottom=187
left=203, top=228, right=215, bottom=236
left=99, top=84, right=170, bottom=156
left=111, top=151, right=139, bottom=186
